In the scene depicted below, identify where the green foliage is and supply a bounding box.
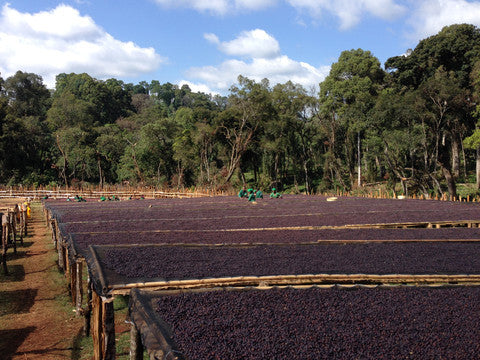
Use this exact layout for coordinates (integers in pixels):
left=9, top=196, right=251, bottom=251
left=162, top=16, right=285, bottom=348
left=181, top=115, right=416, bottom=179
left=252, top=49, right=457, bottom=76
left=1, top=24, right=480, bottom=196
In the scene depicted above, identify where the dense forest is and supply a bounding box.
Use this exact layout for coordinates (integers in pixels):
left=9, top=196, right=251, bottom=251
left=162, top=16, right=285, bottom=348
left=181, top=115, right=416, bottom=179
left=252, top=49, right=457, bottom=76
left=2, top=24, right=480, bottom=198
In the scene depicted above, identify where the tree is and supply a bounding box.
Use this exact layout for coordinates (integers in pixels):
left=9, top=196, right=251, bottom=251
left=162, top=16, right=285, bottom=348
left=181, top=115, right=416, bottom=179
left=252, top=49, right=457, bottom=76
left=217, top=76, right=274, bottom=183
left=319, top=49, right=385, bottom=188
left=51, top=73, right=133, bottom=127
left=95, top=124, right=126, bottom=186
left=386, top=24, right=480, bottom=198
left=4, top=71, right=51, bottom=118
left=270, top=81, right=318, bottom=193
left=369, top=89, right=424, bottom=196
left=386, top=24, right=480, bottom=89
left=464, top=59, right=480, bottom=189
left=0, top=71, right=54, bottom=184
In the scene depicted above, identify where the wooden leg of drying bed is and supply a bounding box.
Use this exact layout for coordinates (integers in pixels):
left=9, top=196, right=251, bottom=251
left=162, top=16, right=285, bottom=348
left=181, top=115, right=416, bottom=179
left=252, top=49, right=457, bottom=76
left=51, top=220, right=57, bottom=247
left=84, top=276, right=92, bottom=337
left=70, top=260, right=77, bottom=304
left=1, top=228, right=7, bottom=275
left=57, top=240, right=64, bottom=270
left=76, top=261, right=83, bottom=312
left=92, top=291, right=103, bottom=360
left=102, top=298, right=116, bottom=360
left=130, top=324, right=144, bottom=360
left=92, top=291, right=116, bottom=360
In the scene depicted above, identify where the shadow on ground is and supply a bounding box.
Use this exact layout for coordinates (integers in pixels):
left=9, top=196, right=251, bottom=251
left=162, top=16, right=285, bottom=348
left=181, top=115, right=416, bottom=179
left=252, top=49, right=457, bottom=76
left=0, top=327, right=36, bottom=360
left=0, top=288, right=38, bottom=316
left=0, top=264, right=26, bottom=282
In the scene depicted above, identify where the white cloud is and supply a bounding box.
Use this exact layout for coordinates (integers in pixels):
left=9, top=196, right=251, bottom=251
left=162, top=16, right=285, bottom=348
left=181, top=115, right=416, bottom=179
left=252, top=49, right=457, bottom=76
left=186, top=30, right=330, bottom=94
left=204, top=33, right=220, bottom=44
left=407, top=0, right=480, bottom=41
left=154, top=0, right=276, bottom=15
left=179, top=80, right=218, bottom=95
left=214, top=29, right=280, bottom=58
left=185, top=29, right=330, bottom=94
left=287, top=0, right=407, bottom=30
left=0, top=4, right=164, bottom=88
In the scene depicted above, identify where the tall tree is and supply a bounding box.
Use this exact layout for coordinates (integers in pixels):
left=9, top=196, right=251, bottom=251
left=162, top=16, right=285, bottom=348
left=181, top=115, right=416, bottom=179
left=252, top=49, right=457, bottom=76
left=319, top=49, right=385, bottom=188
left=217, top=76, right=274, bottom=183
left=0, top=71, right=53, bottom=184
left=386, top=24, right=480, bottom=198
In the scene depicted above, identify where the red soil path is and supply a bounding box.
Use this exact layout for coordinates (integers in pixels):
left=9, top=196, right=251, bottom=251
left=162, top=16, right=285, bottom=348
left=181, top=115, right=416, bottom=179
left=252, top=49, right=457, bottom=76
left=0, top=202, right=84, bottom=359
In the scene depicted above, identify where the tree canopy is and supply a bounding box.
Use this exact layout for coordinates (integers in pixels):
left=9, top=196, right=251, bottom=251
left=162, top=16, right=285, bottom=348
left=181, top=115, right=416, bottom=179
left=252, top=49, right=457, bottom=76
left=1, top=24, right=480, bottom=198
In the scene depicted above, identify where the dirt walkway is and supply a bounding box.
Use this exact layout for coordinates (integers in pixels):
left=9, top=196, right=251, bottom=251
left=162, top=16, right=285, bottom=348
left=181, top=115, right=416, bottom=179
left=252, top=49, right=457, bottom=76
left=0, top=202, right=85, bottom=360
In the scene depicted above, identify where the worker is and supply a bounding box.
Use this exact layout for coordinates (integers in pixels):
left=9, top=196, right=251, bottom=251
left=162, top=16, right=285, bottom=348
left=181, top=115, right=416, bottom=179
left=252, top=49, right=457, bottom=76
left=255, top=189, right=263, bottom=199
left=24, top=201, right=31, bottom=218
left=99, top=196, right=106, bottom=202
left=247, top=188, right=256, bottom=202
left=238, top=186, right=248, bottom=198
left=74, top=195, right=86, bottom=202
left=270, top=188, right=282, bottom=198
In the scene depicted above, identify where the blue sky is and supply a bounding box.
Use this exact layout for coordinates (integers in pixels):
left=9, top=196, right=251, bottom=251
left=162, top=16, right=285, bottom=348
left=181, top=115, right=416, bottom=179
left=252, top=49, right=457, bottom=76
left=3, top=0, right=480, bottom=94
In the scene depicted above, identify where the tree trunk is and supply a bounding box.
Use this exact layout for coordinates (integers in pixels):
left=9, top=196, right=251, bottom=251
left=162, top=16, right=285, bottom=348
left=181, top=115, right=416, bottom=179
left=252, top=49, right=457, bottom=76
left=441, top=165, right=457, bottom=200
left=357, top=131, right=361, bottom=187
left=451, top=135, right=460, bottom=179
left=303, top=159, right=310, bottom=194
left=97, top=155, right=103, bottom=189
left=56, top=134, right=69, bottom=186
left=476, top=145, right=480, bottom=190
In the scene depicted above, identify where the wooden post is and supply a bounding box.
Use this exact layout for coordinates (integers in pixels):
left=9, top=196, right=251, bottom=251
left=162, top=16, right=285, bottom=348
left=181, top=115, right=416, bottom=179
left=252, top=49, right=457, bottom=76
left=23, top=210, right=28, bottom=237
left=16, top=206, right=23, bottom=246
left=130, top=323, right=144, bottom=360
left=76, top=261, right=83, bottom=312
left=51, top=220, right=57, bottom=248
left=57, top=240, right=64, bottom=270
left=9, top=211, right=17, bottom=251
left=84, top=275, right=92, bottom=337
left=103, top=298, right=116, bottom=360
left=64, top=246, right=69, bottom=276
left=1, top=213, right=7, bottom=275
left=92, top=291, right=103, bottom=360
left=92, top=292, right=116, bottom=360
left=70, top=259, right=77, bottom=304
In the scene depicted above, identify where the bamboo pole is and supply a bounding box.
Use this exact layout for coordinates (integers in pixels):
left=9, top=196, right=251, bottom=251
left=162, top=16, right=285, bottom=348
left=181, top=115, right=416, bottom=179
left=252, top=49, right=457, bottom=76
left=106, top=273, right=480, bottom=296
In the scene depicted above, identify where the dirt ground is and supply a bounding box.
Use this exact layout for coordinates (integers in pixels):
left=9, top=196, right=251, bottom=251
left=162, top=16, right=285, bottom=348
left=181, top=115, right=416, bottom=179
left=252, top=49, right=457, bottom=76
left=0, top=201, right=85, bottom=359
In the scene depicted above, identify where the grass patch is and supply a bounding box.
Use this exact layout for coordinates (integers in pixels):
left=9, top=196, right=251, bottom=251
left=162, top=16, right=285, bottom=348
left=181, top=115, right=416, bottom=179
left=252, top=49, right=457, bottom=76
left=114, top=294, right=129, bottom=311
left=73, top=333, right=94, bottom=360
